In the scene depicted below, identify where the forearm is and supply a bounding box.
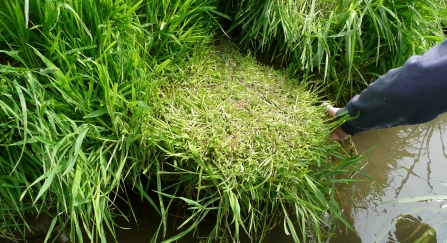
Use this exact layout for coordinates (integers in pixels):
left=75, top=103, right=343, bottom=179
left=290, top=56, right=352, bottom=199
left=337, top=39, right=447, bottom=136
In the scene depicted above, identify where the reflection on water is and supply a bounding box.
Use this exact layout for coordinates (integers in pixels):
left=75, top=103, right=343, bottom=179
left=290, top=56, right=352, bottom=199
left=330, top=113, right=447, bottom=243
left=392, top=214, right=436, bottom=243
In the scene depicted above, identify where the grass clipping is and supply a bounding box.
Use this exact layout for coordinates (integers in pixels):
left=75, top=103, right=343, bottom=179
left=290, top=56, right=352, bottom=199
left=146, top=42, right=354, bottom=241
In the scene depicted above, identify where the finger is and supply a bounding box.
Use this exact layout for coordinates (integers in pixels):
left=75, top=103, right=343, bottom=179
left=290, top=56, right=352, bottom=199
left=330, top=133, right=341, bottom=140
left=326, top=106, right=340, bottom=117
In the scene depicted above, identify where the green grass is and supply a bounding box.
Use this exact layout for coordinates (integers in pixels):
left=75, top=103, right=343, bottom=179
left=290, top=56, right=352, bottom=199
left=144, top=41, right=363, bottom=242
left=1, top=0, right=424, bottom=242
left=0, top=0, right=222, bottom=242
left=0, top=0, right=154, bottom=240
left=220, top=0, right=446, bottom=103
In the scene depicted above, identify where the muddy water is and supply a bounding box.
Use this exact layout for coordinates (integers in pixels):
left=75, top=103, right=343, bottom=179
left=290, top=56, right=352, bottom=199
left=328, top=113, right=447, bottom=243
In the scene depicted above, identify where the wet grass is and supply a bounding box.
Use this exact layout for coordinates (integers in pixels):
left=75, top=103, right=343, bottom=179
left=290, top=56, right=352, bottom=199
left=143, top=41, right=363, bottom=242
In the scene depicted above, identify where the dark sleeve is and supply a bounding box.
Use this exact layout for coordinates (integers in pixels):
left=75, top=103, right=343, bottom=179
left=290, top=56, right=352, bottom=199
left=337, top=39, right=447, bottom=136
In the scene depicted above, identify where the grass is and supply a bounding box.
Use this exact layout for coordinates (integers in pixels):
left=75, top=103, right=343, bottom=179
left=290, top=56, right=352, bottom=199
left=0, top=0, right=153, bottom=240
left=0, top=0, right=221, bottom=242
left=220, top=0, right=446, bottom=103
left=2, top=0, right=438, bottom=242
left=144, top=41, right=363, bottom=242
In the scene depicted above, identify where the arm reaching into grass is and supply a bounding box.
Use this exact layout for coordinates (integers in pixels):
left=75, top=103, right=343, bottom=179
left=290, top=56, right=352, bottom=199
left=329, top=39, right=447, bottom=140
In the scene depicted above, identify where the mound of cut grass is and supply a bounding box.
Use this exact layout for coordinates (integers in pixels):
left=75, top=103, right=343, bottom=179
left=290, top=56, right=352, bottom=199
left=145, top=41, right=361, bottom=242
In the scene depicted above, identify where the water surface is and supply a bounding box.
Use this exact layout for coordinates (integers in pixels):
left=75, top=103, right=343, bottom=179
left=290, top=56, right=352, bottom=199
left=329, top=113, right=447, bottom=243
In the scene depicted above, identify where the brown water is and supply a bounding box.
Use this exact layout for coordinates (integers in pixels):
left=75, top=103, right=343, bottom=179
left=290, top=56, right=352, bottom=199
left=329, top=114, right=447, bottom=243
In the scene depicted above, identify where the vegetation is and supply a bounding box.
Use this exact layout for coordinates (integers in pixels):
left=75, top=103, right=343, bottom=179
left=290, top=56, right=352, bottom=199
left=144, top=42, right=363, bottom=242
left=0, top=0, right=220, bottom=242
left=221, top=0, right=446, bottom=102
left=0, top=0, right=444, bottom=243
